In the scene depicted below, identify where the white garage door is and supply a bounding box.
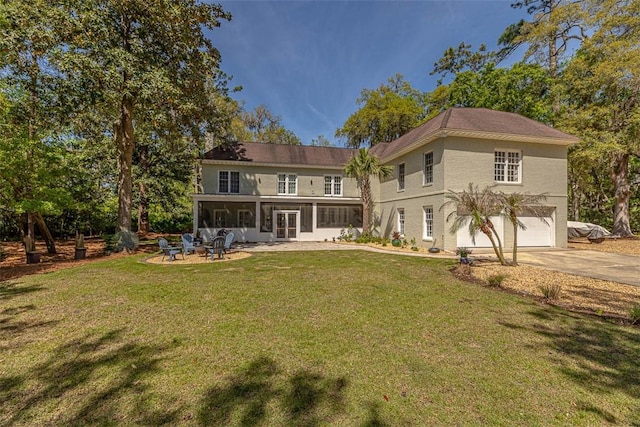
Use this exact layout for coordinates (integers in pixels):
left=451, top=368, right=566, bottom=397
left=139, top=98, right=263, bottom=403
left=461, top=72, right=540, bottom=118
left=518, top=216, right=553, bottom=247
left=456, top=216, right=504, bottom=248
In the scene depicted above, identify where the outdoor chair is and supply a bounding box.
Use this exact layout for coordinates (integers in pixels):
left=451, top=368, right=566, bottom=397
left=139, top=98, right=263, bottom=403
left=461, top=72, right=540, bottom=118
left=223, top=232, right=234, bottom=253
left=181, top=233, right=196, bottom=255
left=208, top=236, right=225, bottom=261
left=158, top=237, right=183, bottom=261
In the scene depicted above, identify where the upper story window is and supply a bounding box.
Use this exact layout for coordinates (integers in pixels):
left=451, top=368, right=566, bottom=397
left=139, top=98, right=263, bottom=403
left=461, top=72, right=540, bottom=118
left=219, top=171, right=240, bottom=193
left=324, top=175, right=343, bottom=196
left=398, top=163, right=405, bottom=191
left=495, top=150, right=521, bottom=183
left=423, top=152, right=433, bottom=185
left=277, top=173, right=297, bottom=195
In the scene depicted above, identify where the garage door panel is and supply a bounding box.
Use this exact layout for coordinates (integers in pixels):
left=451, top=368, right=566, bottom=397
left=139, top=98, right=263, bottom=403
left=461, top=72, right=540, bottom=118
left=518, top=216, right=553, bottom=247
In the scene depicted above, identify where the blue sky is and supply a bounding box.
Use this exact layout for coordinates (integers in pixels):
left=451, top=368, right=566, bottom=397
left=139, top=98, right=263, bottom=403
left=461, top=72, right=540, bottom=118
left=210, top=1, right=529, bottom=146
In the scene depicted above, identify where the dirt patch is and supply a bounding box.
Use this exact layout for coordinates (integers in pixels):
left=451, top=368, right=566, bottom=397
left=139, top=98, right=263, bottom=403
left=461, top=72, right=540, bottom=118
left=0, top=236, right=157, bottom=282
left=144, top=251, right=251, bottom=264
left=568, top=236, right=640, bottom=255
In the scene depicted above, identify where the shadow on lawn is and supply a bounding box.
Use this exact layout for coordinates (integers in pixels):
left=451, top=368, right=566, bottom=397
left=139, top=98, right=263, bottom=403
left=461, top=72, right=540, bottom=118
left=198, top=356, right=348, bottom=426
left=0, top=282, right=45, bottom=301
left=0, top=304, right=60, bottom=351
left=0, top=328, right=180, bottom=426
left=500, top=307, right=640, bottom=424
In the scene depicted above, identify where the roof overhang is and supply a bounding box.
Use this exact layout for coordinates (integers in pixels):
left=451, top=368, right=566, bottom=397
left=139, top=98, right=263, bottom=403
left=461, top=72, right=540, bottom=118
left=200, top=159, right=346, bottom=170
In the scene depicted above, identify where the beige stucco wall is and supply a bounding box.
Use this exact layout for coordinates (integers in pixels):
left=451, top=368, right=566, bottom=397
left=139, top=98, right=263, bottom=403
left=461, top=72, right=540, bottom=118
left=201, top=163, right=360, bottom=198
left=374, top=136, right=569, bottom=251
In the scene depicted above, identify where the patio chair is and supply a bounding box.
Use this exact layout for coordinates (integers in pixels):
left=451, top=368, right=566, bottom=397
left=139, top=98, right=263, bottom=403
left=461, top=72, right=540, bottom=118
left=181, top=233, right=196, bottom=255
left=158, top=237, right=183, bottom=261
left=208, top=236, right=225, bottom=261
left=224, top=232, right=235, bottom=253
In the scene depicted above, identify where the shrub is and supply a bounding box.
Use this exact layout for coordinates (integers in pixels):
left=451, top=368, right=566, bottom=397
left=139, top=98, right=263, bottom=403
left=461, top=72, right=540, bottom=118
left=539, top=283, right=562, bottom=300
left=487, top=274, right=507, bottom=287
left=628, top=304, right=640, bottom=325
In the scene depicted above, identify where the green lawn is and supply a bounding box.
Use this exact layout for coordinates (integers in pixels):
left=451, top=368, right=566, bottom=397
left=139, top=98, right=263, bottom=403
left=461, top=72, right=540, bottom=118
left=1, top=250, right=639, bottom=426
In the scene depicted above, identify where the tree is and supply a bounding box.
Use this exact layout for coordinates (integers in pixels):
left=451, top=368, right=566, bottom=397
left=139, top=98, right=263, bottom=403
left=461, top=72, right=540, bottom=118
left=310, top=135, right=334, bottom=147
left=53, top=0, right=231, bottom=234
left=442, top=184, right=508, bottom=265
left=344, top=149, right=393, bottom=234
left=558, top=0, right=640, bottom=236
left=336, top=74, right=426, bottom=148
left=496, top=191, right=548, bottom=265
left=240, top=105, right=302, bottom=145
left=0, top=0, right=70, bottom=252
left=426, top=63, right=553, bottom=123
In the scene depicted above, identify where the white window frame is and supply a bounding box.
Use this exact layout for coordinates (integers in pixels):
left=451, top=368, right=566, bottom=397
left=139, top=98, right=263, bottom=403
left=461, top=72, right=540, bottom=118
left=397, top=208, right=405, bottom=236
left=277, top=173, right=297, bottom=195
left=218, top=170, right=240, bottom=194
left=397, top=163, right=405, bottom=191
left=237, top=209, right=253, bottom=228
left=324, top=175, right=343, bottom=197
left=423, top=151, right=433, bottom=185
left=423, top=206, right=434, bottom=241
left=494, top=150, right=522, bottom=183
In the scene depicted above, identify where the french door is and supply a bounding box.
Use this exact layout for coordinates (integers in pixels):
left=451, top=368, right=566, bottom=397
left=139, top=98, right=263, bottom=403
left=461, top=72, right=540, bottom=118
left=274, top=210, right=299, bottom=240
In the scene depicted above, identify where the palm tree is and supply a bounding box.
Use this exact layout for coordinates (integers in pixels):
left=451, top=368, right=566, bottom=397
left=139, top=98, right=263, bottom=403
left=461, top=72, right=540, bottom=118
left=442, top=184, right=508, bottom=265
left=344, top=148, right=393, bottom=234
left=497, top=191, right=548, bottom=266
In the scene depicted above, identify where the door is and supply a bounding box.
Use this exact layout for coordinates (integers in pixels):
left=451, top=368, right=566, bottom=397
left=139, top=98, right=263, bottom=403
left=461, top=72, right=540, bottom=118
left=275, top=210, right=299, bottom=240
left=518, top=216, right=553, bottom=247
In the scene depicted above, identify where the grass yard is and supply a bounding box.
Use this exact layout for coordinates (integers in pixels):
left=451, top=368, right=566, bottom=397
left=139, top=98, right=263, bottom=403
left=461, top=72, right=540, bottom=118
left=1, top=250, right=639, bottom=426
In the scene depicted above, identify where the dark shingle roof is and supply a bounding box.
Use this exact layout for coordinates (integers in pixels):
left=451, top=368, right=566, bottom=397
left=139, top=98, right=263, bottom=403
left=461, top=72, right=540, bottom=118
left=203, top=142, right=358, bottom=167
left=203, top=108, right=578, bottom=166
left=370, top=107, right=578, bottom=159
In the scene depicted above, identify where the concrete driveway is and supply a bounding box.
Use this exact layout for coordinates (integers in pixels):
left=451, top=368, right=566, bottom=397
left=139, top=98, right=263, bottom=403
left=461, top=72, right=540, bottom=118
left=517, top=250, right=640, bottom=287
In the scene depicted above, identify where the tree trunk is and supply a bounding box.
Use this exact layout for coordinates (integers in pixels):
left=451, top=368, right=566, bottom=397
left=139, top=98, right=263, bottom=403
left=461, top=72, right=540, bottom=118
left=34, top=211, right=56, bottom=254
left=512, top=220, right=519, bottom=266
left=610, top=153, right=633, bottom=236
left=115, top=95, right=135, bottom=233
left=137, top=144, right=150, bottom=235
left=137, top=182, right=150, bottom=235
left=360, top=177, right=372, bottom=234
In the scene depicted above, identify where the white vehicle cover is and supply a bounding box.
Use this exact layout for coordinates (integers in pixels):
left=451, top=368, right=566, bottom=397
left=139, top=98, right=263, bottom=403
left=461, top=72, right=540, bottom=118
left=567, top=221, right=611, bottom=239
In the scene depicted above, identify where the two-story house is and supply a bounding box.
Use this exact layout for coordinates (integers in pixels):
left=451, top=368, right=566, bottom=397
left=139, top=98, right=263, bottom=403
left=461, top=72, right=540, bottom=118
left=194, top=108, right=578, bottom=251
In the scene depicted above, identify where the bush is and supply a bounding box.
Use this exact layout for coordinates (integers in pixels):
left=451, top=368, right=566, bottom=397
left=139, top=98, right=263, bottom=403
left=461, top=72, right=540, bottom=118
left=487, top=274, right=507, bottom=287
left=628, top=304, right=640, bottom=325
left=539, top=283, right=562, bottom=300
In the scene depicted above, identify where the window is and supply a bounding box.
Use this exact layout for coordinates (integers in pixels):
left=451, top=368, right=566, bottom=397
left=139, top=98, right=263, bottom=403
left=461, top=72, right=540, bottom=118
left=423, top=206, right=433, bottom=240
left=495, top=150, right=521, bottom=183
left=398, top=163, right=405, bottom=190
left=397, top=208, right=405, bottom=235
left=218, top=171, right=240, bottom=193
left=423, top=152, right=433, bottom=185
left=277, top=173, right=297, bottom=195
left=317, top=205, right=363, bottom=228
left=213, top=209, right=227, bottom=228
left=324, top=175, right=343, bottom=196
left=238, top=210, right=254, bottom=228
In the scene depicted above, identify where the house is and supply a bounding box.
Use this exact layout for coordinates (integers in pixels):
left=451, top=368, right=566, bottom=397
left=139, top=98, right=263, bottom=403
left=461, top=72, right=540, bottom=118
left=194, top=108, right=578, bottom=251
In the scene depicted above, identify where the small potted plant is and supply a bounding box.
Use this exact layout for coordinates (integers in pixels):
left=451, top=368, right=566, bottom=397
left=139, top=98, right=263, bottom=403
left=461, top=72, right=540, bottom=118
left=391, top=231, right=402, bottom=247
left=456, top=247, right=472, bottom=264
left=75, top=232, right=87, bottom=260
